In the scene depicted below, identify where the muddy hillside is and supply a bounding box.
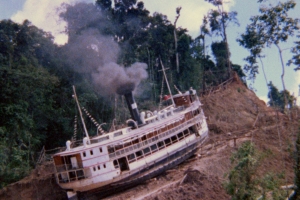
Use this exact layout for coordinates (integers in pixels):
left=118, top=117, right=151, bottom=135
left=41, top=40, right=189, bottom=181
left=0, top=78, right=299, bottom=200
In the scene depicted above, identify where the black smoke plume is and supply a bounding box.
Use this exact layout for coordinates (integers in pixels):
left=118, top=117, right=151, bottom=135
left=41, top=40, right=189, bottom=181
left=60, top=2, right=148, bottom=96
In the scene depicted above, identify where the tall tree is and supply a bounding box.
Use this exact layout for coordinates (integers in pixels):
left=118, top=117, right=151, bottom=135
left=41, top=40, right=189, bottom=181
left=174, top=6, right=181, bottom=73
left=238, top=0, right=299, bottom=88
left=238, top=0, right=299, bottom=112
left=198, top=15, right=210, bottom=91
left=205, top=0, right=239, bottom=79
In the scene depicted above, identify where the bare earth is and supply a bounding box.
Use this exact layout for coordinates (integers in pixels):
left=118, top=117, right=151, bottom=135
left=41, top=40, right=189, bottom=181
left=0, top=78, right=298, bottom=200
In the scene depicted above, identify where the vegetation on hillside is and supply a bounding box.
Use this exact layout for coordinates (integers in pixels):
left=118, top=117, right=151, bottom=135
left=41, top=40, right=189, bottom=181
left=224, top=142, right=286, bottom=200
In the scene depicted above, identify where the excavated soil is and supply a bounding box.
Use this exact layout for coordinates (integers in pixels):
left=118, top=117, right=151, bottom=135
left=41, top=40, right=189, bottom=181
left=1, top=78, right=299, bottom=200
left=0, top=162, right=66, bottom=200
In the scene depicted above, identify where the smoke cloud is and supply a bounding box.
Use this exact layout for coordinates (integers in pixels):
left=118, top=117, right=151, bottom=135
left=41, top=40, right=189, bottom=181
left=93, top=62, right=148, bottom=95
left=61, top=3, right=148, bottom=96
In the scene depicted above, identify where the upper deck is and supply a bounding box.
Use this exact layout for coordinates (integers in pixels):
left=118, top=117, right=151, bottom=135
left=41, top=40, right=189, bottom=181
left=54, top=91, right=202, bottom=157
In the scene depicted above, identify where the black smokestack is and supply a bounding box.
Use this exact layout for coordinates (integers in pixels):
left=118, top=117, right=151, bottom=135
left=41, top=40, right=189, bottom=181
left=116, top=82, right=135, bottom=95
left=117, top=83, right=143, bottom=125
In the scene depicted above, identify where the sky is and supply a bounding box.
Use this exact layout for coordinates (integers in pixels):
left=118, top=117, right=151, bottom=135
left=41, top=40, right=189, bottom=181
left=0, top=0, right=299, bottom=105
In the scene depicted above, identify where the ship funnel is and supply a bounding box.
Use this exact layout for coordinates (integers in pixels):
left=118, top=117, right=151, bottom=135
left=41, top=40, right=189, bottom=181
left=116, top=83, right=143, bottom=126
left=123, top=92, right=143, bottom=125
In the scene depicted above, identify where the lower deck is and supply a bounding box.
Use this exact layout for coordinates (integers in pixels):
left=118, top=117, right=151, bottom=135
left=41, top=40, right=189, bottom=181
left=57, top=124, right=208, bottom=194
left=77, top=135, right=203, bottom=199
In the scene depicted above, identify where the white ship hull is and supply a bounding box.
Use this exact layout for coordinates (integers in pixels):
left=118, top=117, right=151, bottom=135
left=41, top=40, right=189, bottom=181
left=53, top=88, right=208, bottom=199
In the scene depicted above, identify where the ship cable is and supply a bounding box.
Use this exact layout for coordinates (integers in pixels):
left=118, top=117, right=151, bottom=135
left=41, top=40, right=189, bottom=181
left=82, top=107, right=106, bottom=135
left=71, top=115, right=78, bottom=145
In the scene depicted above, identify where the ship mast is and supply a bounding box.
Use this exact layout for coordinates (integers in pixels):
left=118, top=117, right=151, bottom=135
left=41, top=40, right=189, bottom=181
left=159, top=59, right=175, bottom=107
left=73, top=85, right=90, bottom=143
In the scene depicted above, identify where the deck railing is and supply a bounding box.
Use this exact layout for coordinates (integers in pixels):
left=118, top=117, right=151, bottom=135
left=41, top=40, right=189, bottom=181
left=55, top=162, right=84, bottom=173
left=109, top=115, right=203, bottom=159
left=56, top=168, right=85, bottom=183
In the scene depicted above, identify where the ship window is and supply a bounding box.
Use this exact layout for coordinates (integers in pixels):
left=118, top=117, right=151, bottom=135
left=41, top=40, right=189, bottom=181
left=150, top=144, right=158, bottom=152
left=83, top=152, right=86, bottom=157
left=90, top=150, right=93, bottom=155
left=108, top=146, right=115, bottom=153
left=143, top=140, right=149, bottom=146
left=115, top=144, right=124, bottom=151
left=189, top=126, right=195, bottom=134
left=99, top=147, right=102, bottom=153
left=141, top=135, right=147, bottom=141
left=143, top=147, right=151, bottom=156
left=98, top=165, right=100, bottom=170
left=99, top=136, right=109, bottom=142
left=178, top=132, right=184, bottom=140
left=183, top=129, right=189, bottom=137
left=151, top=137, right=156, bottom=143
left=157, top=141, right=165, bottom=149
left=164, top=138, right=171, bottom=146
left=147, top=132, right=154, bottom=139
left=132, top=138, right=139, bottom=144
left=124, top=141, right=132, bottom=148
left=69, top=171, right=76, bottom=181
left=113, top=160, right=119, bottom=168
left=103, top=164, right=106, bottom=168
left=135, top=150, right=143, bottom=159
left=161, top=126, right=168, bottom=133
left=93, top=167, right=96, bottom=171
left=127, top=153, right=136, bottom=163
left=76, top=170, right=84, bottom=180
left=193, top=109, right=199, bottom=116
left=171, top=135, right=178, bottom=143
left=91, top=136, right=109, bottom=144
left=114, top=131, right=123, bottom=137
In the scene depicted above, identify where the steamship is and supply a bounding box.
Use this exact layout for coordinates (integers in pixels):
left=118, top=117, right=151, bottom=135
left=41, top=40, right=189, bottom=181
left=52, top=68, right=209, bottom=199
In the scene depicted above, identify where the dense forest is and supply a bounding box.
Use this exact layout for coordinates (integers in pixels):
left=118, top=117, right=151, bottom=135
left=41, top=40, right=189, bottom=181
left=0, top=0, right=299, bottom=188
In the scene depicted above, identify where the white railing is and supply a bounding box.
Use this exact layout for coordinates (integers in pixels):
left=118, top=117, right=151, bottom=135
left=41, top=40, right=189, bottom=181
left=109, top=115, right=202, bottom=159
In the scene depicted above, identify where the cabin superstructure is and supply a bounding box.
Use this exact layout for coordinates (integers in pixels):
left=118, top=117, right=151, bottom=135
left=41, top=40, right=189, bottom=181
left=53, top=88, right=208, bottom=199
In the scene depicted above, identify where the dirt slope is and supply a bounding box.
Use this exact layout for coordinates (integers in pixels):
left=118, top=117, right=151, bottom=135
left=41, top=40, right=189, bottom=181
left=0, top=78, right=298, bottom=200
left=103, top=79, right=298, bottom=200
left=0, top=162, right=66, bottom=200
